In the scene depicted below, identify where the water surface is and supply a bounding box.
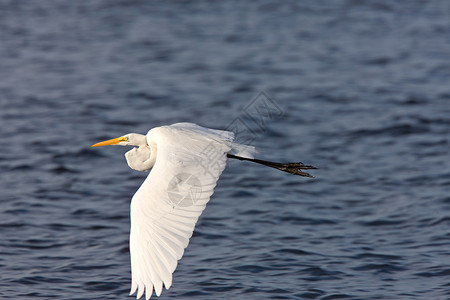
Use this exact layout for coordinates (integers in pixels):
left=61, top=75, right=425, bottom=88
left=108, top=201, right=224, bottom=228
left=1, top=1, right=449, bottom=299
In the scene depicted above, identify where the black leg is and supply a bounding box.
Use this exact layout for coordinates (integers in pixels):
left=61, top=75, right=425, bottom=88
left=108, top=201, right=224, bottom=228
left=227, top=154, right=317, bottom=177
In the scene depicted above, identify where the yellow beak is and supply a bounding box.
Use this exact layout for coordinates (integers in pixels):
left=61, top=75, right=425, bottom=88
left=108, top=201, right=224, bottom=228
left=90, top=136, right=128, bottom=147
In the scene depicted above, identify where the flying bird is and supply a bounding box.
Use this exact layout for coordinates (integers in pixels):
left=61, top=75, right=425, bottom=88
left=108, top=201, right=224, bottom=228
left=90, top=122, right=316, bottom=299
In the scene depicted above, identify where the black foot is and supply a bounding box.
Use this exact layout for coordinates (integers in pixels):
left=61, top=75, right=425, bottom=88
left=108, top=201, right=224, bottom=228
left=277, top=162, right=317, bottom=177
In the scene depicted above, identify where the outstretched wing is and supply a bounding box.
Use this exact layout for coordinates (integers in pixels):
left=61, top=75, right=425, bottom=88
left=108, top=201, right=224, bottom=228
left=129, top=124, right=232, bottom=299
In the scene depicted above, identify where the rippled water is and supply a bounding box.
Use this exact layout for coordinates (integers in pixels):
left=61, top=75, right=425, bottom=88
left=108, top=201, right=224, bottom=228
left=1, top=1, right=450, bottom=299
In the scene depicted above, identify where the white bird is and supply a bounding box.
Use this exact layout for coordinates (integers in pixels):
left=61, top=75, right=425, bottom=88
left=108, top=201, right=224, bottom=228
left=90, top=122, right=315, bottom=299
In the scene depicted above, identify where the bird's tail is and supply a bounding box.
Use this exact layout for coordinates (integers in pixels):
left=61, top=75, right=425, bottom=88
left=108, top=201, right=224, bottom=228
left=229, top=143, right=257, bottom=159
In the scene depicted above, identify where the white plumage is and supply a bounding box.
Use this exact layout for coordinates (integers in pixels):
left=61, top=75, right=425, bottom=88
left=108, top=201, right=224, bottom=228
left=129, top=123, right=249, bottom=299
left=92, top=123, right=255, bottom=299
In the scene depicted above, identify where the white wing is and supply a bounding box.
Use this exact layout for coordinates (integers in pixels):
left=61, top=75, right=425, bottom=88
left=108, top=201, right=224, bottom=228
left=170, top=122, right=256, bottom=158
left=129, top=124, right=238, bottom=299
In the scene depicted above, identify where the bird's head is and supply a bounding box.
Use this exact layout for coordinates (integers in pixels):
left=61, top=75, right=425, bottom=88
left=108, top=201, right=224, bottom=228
left=90, top=133, right=147, bottom=147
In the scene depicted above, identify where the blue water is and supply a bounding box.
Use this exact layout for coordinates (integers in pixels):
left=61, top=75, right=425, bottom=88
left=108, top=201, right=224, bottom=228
left=1, top=1, right=450, bottom=299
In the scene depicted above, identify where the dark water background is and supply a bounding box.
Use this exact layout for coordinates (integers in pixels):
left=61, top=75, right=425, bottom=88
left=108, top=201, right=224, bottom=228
left=1, top=1, right=450, bottom=299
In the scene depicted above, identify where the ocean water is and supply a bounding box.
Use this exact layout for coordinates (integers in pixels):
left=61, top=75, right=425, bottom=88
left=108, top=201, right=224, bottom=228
left=1, top=1, right=450, bottom=299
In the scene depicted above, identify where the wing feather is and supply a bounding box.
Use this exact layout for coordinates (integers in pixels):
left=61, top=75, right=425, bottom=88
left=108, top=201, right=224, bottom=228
left=153, top=226, right=185, bottom=257
left=145, top=285, right=153, bottom=300
left=147, top=237, right=174, bottom=277
left=129, top=123, right=235, bottom=299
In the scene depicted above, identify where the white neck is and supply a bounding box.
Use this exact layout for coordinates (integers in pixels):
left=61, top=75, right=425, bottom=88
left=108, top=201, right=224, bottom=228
left=124, top=134, right=156, bottom=171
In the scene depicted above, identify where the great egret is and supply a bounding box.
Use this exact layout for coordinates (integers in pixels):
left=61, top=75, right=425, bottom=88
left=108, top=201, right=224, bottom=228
left=91, top=122, right=315, bottom=299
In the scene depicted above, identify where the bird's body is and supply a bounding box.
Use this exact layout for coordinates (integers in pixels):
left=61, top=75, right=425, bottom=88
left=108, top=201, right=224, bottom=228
left=91, top=122, right=315, bottom=299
